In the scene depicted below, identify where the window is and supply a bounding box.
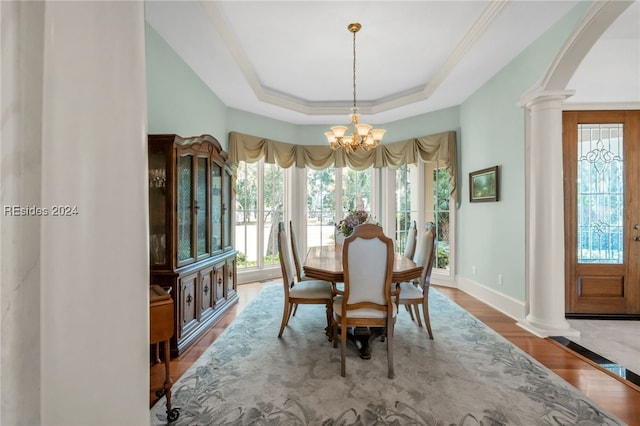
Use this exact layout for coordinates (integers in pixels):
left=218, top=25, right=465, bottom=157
left=234, top=159, right=454, bottom=284
left=306, top=167, right=375, bottom=248
left=391, top=161, right=454, bottom=279
left=395, top=164, right=418, bottom=255
left=430, top=166, right=452, bottom=271
left=306, top=168, right=336, bottom=248
left=235, top=160, right=285, bottom=270
left=342, top=168, right=373, bottom=217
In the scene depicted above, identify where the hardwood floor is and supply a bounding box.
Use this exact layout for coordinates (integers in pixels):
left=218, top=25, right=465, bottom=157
left=150, top=281, right=640, bottom=424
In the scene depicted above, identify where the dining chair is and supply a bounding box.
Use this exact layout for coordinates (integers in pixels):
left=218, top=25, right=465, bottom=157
left=331, top=223, right=397, bottom=378
left=277, top=222, right=333, bottom=338
left=403, top=220, right=417, bottom=261
left=398, top=220, right=417, bottom=321
left=289, top=220, right=311, bottom=282
left=397, top=225, right=437, bottom=339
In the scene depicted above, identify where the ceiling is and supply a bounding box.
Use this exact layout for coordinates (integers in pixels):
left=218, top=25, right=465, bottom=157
left=145, top=1, right=640, bottom=126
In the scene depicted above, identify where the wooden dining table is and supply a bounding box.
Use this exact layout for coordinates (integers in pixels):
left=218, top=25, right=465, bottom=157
left=303, top=244, right=422, bottom=359
left=303, top=245, right=422, bottom=284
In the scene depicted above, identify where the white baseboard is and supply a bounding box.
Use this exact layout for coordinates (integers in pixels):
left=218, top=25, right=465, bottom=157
left=238, top=267, right=281, bottom=285
left=456, top=275, right=527, bottom=322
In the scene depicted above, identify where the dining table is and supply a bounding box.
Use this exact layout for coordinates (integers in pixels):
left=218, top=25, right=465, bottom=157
left=303, top=244, right=422, bottom=359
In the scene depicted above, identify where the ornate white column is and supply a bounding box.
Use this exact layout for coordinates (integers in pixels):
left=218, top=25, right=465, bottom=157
left=517, top=90, right=579, bottom=338
left=39, top=2, right=149, bottom=425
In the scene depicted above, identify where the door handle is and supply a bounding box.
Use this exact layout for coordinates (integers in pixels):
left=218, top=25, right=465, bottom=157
left=634, top=236, right=640, bottom=242
left=634, top=224, right=640, bottom=230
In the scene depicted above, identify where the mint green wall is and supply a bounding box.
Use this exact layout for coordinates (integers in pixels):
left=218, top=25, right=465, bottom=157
left=382, top=106, right=461, bottom=143
left=457, top=2, right=590, bottom=300
left=226, top=108, right=298, bottom=142
left=227, top=106, right=460, bottom=146
left=145, top=24, right=228, bottom=145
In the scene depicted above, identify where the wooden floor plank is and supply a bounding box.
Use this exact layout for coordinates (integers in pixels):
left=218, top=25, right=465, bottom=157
left=150, top=282, right=640, bottom=424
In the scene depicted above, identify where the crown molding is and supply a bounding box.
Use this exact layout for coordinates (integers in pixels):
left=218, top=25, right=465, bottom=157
left=200, top=0, right=511, bottom=116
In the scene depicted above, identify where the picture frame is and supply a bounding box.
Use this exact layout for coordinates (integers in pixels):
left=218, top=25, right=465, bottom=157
left=469, top=166, right=499, bottom=203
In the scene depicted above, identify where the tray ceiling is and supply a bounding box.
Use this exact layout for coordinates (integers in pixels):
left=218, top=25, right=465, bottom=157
left=145, top=1, right=639, bottom=125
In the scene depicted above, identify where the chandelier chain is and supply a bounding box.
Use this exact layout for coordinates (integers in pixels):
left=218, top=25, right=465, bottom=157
left=352, top=28, right=357, bottom=110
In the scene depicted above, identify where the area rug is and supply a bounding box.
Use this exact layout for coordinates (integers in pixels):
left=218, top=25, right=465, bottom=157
left=151, top=284, right=624, bottom=425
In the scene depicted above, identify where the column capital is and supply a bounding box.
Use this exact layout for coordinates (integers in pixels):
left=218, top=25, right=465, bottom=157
left=518, top=87, right=574, bottom=109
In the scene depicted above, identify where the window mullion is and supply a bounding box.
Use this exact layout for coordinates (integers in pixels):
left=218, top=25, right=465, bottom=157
left=256, top=161, right=265, bottom=269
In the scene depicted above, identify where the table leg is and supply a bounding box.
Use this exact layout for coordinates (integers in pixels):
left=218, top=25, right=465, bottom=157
left=154, top=343, right=161, bottom=364
left=348, top=327, right=384, bottom=360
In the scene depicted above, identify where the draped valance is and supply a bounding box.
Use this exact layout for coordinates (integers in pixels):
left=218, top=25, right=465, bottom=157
left=229, top=130, right=458, bottom=202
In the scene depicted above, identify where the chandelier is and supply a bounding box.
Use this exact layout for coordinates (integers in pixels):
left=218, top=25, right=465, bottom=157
left=325, top=23, right=386, bottom=152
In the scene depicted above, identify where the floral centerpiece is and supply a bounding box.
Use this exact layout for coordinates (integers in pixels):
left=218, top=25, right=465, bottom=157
left=336, top=209, right=373, bottom=238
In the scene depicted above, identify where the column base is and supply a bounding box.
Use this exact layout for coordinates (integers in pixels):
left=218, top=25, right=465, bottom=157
left=516, top=315, right=580, bottom=338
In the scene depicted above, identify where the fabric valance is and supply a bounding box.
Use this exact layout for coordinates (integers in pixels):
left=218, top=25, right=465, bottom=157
left=228, top=130, right=458, bottom=201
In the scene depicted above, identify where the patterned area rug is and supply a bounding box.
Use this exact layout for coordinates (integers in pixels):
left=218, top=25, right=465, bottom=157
left=151, top=284, right=623, bottom=425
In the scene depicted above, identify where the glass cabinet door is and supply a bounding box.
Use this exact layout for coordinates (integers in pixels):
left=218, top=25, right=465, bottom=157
left=196, top=157, right=209, bottom=258
left=149, top=151, right=167, bottom=266
left=211, top=163, right=222, bottom=252
left=177, top=155, right=194, bottom=264
left=223, top=168, right=232, bottom=248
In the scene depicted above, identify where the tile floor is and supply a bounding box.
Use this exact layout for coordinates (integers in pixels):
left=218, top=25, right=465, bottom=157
left=556, top=319, right=640, bottom=386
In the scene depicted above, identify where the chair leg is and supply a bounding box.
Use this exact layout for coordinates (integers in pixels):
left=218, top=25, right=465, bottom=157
left=278, top=300, right=291, bottom=337
left=340, top=322, right=347, bottom=377
left=405, top=304, right=415, bottom=321
left=292, top=303, right=299, bottom=317
left=387, top=317, right=394, bottom=379
left=413, top=305, right=422, bottom=327
left=423, top=298, right=433, bottom=339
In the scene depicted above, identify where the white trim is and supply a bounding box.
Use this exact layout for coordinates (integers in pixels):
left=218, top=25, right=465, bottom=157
left=431, top=276, right=457, bottom=288
left=538, top=0, right=635, bottom=91
left=457, top=275, right=527, bottom=322
left=238, top=266, right=281, bottom=285
left=563, top=101, right=640, bottom=111
left=423, top=0, right=510, bottom=99
left=516, top=319, right=580, bottom=339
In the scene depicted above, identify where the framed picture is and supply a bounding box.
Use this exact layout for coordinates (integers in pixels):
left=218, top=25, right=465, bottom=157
left=469, top=166, right=499, bottom=202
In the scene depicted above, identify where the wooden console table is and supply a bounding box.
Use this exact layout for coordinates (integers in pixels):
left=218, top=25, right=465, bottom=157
left=150, top=285, right=180, bottom=422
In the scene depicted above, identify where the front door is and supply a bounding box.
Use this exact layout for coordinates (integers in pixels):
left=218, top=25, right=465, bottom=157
left=563, top=110, right=640, bottom=315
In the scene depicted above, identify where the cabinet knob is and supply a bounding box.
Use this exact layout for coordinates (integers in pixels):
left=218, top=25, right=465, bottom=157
left=204, top=284, right=209, bottom=295
left=218, top=278, right=223, bottom=286
left=186, top=294, right=193, bottom=306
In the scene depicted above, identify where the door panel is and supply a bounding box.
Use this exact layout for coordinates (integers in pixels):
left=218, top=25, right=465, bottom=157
left=563, top=110, right=640, bottom=315
left=563, top=111, right=640, bottom=315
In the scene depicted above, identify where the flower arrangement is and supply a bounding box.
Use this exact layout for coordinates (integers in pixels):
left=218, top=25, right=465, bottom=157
left=336, top=209, right=373, bottom=237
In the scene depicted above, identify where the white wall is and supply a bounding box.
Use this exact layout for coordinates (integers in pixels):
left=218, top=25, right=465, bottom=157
left=1, top=2, right=45, bottom=424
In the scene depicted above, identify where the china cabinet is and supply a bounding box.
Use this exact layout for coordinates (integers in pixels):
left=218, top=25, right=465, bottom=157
left=148, top=134, right=237, bottom=357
